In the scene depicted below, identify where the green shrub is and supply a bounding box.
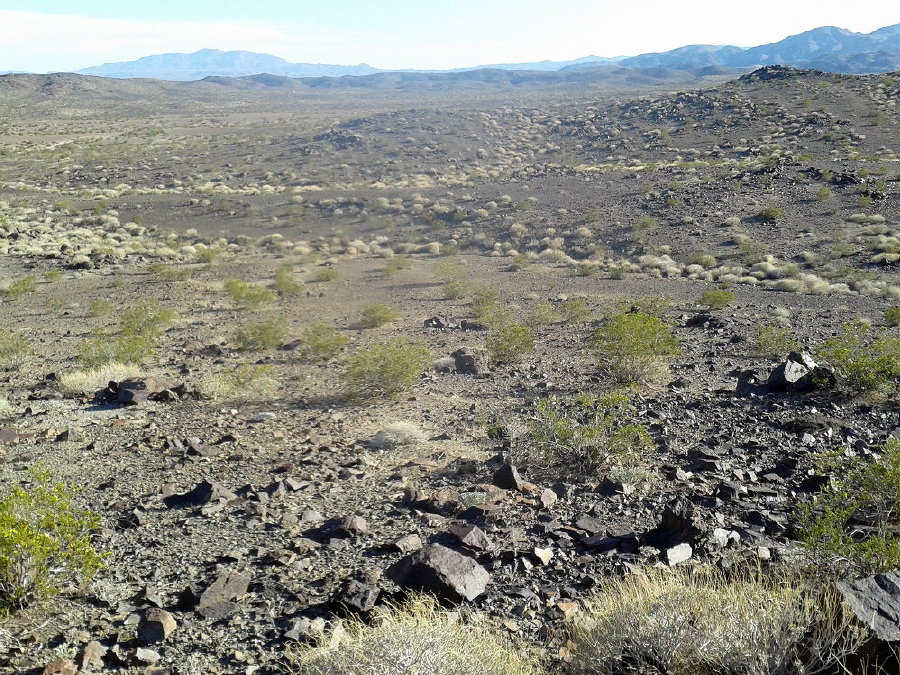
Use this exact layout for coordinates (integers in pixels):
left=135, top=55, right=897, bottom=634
left=442, top=279, right=469, bottom=300
left=271, top=264, right=307, bottom=297
left=298, top=322, right=349, bottom=362
left=343, top=339, right=430, bottom=401
left=233, top=317, right=288, bottom=351
left=757, top=205, right=784, bottom=222
left=814, top=320, right=900, bottom=395
left=78, top=334, right=156, bottom=368
left=570, top=566, right=864, bottom=675
left=799, top=439, right=900, bottom=574
left=200, top=364, right=279, bottom=402
left=630, top=215, right=659, bottom=243
left=88, top=299, right=115, bottom=317
left=884, top=306, right=900, bottom=326
left=507, top=254, right=531, bottom=271
left=0, top=329, right=30, bottom=371
left=815, top=186, right=834, bottom=202
left=469, top=287, right=503, bottom=319
left=288, top=594, right=543, bottom=675
left=752, top=322, right=800, bottom=357
left=487, top=323, right=534, bottom=364
left=223, top=279, right=277, bottom=311
left=698, top=289, right=735, bottom=310
left=119, top=301, right=176, bottom=338
left=360, top=304, right=397, bottom=328
left=314, top=267, right=340, bottom=282
left=148, top=262, right=191, bottom=282
left=383, top=255, right=413, bottom=277
left=0, top=473, right=102, bottom=611
left=559, top=297, right=592, bottom=324
left=43, top=270, right=63, bottom=283
left=526, top=392, right=653, bottom=474
left=4, top=276, right=36, bottom=301
left=195, top=247, right=224, bottom=265
left=526, top=302, right=560, bottom=327
left=589, top=310, right=680, bottom=384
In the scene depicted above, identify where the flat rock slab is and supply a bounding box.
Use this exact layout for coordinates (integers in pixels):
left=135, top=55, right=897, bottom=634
left=838, top=569, right=900, bottom=642
left=387, top=543, right=489, bottom=602
left=197, top=571, right=251, bottom=620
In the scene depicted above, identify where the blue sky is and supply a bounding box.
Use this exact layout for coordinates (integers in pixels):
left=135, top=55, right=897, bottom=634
left=0, top=1, right=897, bottom=72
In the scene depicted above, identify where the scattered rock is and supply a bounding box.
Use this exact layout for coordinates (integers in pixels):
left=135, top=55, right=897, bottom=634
left=197, top=571, right=251, bottom=620
left=387, top=543, right=490, bottom=602
left=43, top=659, right=77, bottom=675
left=163, top=480, right=237, bottom=509
left=79, top=641, right=106, bottom=671
left=837, top=569, right=900, bottom=642
left=449, top=523, right=493, bottom=551
left=392, top=533, right=424, bottom=554
left=493, top=463, right=526, bottom=491
left=138, top=608, right=178, bottom=644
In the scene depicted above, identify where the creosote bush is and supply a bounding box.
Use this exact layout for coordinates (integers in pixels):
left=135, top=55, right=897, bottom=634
left=148, top=262, right=191, bottom=282
left=288, top=594, right=543, bottom=675
left=799, top=438, right=900, bottom=574
left=233, top=317, right=288, bottom=351
left=224, top=279, right=277, bottom=311
left=0, top=329, right=30, bottom=371
left=590, top=310, right=680, bottom=385
left=752, top=321, right=800, bottom=358
left=757, top=205, right=784, bottom=222
left=271, top=264, right=306, bottom=297
left=359, top=304, right=398, bottom=328
left=3, top=276, right=36, bottom=301
left=884, top=305, right=900, bottom=326
left=298, top=322, right=349, bottom=362
left=200, top=364, right=278, bottom=402
left=78, top=301, right=176, bottom=368
left=814, top=320, right=900, bottom=395
left=343, top=339, right=430, bottom=401
left=569, top=566, right=864, bottom=675
left=559, top=297, right=592, bottom=324
left=525, top=392, right=653, bottom=476
left=487, top=322, right=534, bottom=364
left=314, top=267, right=340, bottom=282
left=0, top=472, right=103, bottom=611
left=698, top=288, right=734, bottom=310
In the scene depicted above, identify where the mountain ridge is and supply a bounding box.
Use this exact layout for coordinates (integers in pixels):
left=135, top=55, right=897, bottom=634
left=50, top=22, right=900, bottom=80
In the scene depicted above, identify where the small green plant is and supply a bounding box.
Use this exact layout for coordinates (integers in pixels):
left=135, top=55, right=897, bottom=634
left=223, top=279, right=277, bottom=311
left=487, top=322, right=534, bottom=364
left=0, top=472, right=102, bottom=611
left=630, top=215, right=659, bottom=243
left=884, top=306, right=900, bottom=326
left=233, top=317, right=288, bottom=351
left=469, top=288, right=504, bottom=322
left=698, top=289, right=735, bottom=310
left=119, top=301, right=176, bottom=338
left=815, top=186, right=834, bottom=202
left=0, top=329, right=30, bottom=371
left=195, top=247, right=224, bottom=266
left=314, top=267, right=340, bottom=282
left=443, top=279, right=469, bottom=300
left=526, top=392, right=653, bottom=474
left=559, top=298, right=592, bottom=324
left=526, top=302, right=560, bottom=327
left=148, top=262, right=191, bottom=282
left=590, top=310, right=680, bottom=385
left=298, top=322, right=349, bottom=362
left=757, top=205, right=784, bottom=222
left=359, top=304, right=398, bottom=328
left=508, top=254, right=531, bottom=271
left=4, top=276, right=36, bottom=301
left=814, top=320, right=900, bottom=395
left=271, top=264, right=306, bottom=297
left=43, top=270, right=63, bottom=283
left=78, top=301, right=176, bottom=368
left=752, top=322, right=800, bottom=358
left=799, top=439, right=900, bottom=574
left=88, top=299, right=115, bottom=317
left=383, top=255, right=413, bottom=278
left=342, top=339, right=430, bottom=401
left=201, top=364, right=279, bottom=401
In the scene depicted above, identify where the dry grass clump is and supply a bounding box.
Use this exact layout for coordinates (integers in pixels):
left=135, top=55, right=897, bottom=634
left=0, top=398, right=13, bottom=419
left=58, top=363, right=143, bottom=395
left=370, top=422, right=425, bottom=450
left=199, top=364, right=278, bottom=402
left=569, top=566, right=864, bottom=675
left=287, top=594, right=543, bottom=675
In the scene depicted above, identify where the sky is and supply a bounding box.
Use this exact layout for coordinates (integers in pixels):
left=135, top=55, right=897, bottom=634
left=0, top=1, right=897, bottom=73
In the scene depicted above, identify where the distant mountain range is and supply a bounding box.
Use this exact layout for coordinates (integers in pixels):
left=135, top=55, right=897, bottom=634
left=61, top=22, right=900, bottom=81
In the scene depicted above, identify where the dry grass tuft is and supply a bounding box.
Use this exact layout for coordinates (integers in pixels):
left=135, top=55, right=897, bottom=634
left=370, top=422, right=425, bottom=450
left=58, top=363, right=143, bottom=395
left=569, top=565, right=865, bottom=675
left=287, top=594, right=543, bottom=675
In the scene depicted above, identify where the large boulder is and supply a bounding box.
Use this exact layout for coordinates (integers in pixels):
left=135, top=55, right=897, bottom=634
left=837, top=570, right=900, bottom=642
left=387, top=543, right=489, bottom=602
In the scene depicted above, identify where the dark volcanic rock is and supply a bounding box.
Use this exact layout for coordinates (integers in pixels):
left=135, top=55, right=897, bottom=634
left=838, top=570, right=900, bottom=642
left=387, top=543, right=489, bottom=601
left=334, top=578, right=380, bottom=612
left=767, top=351, right=816, bottom=391
left=197, top=571, right=250, bottom=619
left=643, top=497, right=706, bottom=549
left=493, top=463, right=525, bottom=491
left=163, top=480, right=237, bottom=508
